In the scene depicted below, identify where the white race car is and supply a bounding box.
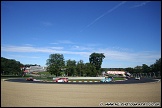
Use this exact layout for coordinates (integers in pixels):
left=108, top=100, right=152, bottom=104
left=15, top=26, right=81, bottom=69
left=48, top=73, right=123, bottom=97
left=135, top=76, right=140, bottom=80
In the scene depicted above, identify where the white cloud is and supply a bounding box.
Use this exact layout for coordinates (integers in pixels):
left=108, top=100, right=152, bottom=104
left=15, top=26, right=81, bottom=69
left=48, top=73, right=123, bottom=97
left=1, top=45, right=160, bottom=67
left=23, top=44, right=33, bottom=46
left=50, top=47, right=64, bottom=50
left=57, top=40, right=74, bottom=44
left=9, top=55, right=40, bottom=59
left=104, top=49, right=160, bottom=65
left=71, top=45, right=94, bottom=51
left=1, top=45, right=90, bottom=56
left=50, top=43, right=58, bottom=45
left=111, top=46, right=133, bottom=52
left=50, top=40, right=75, bottom=45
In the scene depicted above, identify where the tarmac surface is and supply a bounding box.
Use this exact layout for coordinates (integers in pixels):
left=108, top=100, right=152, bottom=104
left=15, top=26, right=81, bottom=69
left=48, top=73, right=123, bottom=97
left=4, top=77, right=160, bottom=84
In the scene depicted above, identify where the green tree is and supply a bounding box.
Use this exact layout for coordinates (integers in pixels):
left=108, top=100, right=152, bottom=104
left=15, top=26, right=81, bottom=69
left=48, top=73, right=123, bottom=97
left=1, top=57, right=23, bottom=75
left=89, top=52, right=105, bottom=75
left=84, top=63, right=97, bottom=77
left=46, top=54, right=65, bottom=76
left=150, top=58, right=161, bottom=76
left=125, top=67, right=134, bottom=73
left=65, top=59, right=76, bottom=76
left=76, top=60, right=84, bottom=76
left=134, top=65, right=142, bottom=76
left=154, top=58, right=161, bottom=72
left=142, top=64, right=150, bottom=73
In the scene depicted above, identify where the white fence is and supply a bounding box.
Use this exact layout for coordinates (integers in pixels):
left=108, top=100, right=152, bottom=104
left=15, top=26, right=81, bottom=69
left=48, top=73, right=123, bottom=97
left=67, top=77, right=104, bottom=80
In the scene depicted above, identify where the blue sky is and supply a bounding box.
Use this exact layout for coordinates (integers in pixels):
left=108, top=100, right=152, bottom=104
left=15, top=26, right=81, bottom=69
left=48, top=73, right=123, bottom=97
left=1, top=1, right=161, bottom=68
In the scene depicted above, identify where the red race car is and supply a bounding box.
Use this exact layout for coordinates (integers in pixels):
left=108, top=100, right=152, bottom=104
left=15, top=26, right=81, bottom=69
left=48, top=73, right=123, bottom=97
left=54, top=77, right=68, bottom=82
left=26, top=77, right=34, bottom=81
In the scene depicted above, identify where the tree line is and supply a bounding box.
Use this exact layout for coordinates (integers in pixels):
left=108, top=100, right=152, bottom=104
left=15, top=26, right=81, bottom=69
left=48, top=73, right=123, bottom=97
left=46, top=53, right=161, bottom=77
left=46, top=53, right=161, bottom=76
left=103, top=58, right=161, bottom=77
left=124, top=58, right=161, bottom=77
left=46, top=53, right=105, bottom=77
left=1, top=57, right=24, bottom=75
left=1, top=54, right=161, bottom=77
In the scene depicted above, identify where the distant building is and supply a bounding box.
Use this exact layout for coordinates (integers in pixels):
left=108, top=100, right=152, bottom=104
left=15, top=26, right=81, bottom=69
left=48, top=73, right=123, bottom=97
left=21, top=65, right=47, bottom=73
left=106, top=71, right=125, bottom=76
left=24, top=67, right=30, bottom=73
left=106, top=71, right=131, bottom=77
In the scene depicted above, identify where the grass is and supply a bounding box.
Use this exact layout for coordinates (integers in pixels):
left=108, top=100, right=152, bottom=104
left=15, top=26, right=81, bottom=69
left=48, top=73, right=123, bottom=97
left=38, top=71, right=50, bottom=75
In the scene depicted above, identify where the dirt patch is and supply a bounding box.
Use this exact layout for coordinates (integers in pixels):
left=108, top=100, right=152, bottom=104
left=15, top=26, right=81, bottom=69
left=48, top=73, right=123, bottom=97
left=1, top=80, right=161, bottom=107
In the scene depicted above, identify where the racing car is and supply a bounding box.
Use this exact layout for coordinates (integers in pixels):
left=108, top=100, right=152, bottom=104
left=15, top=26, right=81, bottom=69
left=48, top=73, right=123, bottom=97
left=54, top=77, right=68, bottom=82
left=135, top=76, right=140, bottom=80
left=100, top=76, right=114, bottom=82
left=26, top=77, right=34, bottom=81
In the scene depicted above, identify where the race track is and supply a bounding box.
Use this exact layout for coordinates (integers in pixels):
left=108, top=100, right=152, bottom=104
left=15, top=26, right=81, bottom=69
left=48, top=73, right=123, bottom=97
left=4, top=77, right=160, bottom=84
